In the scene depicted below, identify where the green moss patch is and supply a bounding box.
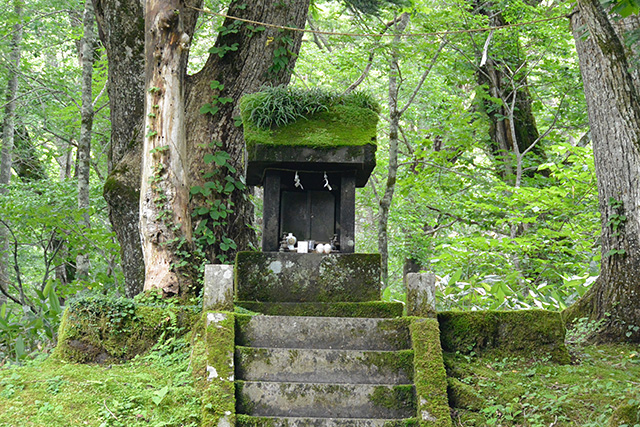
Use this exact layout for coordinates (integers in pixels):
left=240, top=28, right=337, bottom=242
left=446, top=377, right=485, bottom=411
left=369, top=384, right=417, bottom=412
left=438, top=310, right=571, bottom=364
left=234, top=301, right=403, bottom=318
left=608, top=402, right=640, bottom=426
left=53, top=294, right=199, bottom=364
left=240, top=86, right=379, bottom=149
left=243, top=105, right=378, bottom=150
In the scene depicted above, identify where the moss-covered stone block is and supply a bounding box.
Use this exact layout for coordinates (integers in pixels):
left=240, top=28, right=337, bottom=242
left=446, top=377, right=485, bottom=411
left=201, top=311, right=236, bottom=427
left=235, top=252, right=381, bottom=303
left=438, top=310, right=571, bottom=364
left=53, top=295, right=198, bottom=364
left=234, top=301, right=403, bottom=318
left=410, top=318, right=453, bottom=427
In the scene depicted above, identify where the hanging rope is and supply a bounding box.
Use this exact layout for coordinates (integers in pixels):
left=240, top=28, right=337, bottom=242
left=188, top=5, right=570, bottom=39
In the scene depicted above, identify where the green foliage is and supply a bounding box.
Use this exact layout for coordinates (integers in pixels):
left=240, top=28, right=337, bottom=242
left=268, top=33, right=295, bottom=75
left=0, top=281, right=62, bottom=362
left=240, top=85, right=380, bottom=129
left=190, top=140, right=244, bottom=263
left=603, top=0, right=640, bottom=17
left=607, top=197, right=627, bottom=237
left=0, top=181, right=121, bottom=363
left=339, top=0, right=409, bottom=15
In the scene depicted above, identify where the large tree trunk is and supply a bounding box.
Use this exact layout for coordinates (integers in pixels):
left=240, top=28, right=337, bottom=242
left=139, top=0, right=201, bottom=295
left=76, top=0, right=96, bottom=282
left=0, top=0, right=23, bottom=305
left=565, top=0, right=640, bottom=342
left=94, top=0, right=146, bottom=297
left=95, top=0, right=310, bottom=296
left=185, top=0, right=310, bottom=264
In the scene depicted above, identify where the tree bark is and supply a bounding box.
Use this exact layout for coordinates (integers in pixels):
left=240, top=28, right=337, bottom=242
left=76, top=0, right=95, bottom=282
left=94, top=0, right=146, bottom=297
left=565, top=1, right=640, bottom=342
left=474, top=9, right=544, bottom=182
left=0, top=0, right=23, bottom=305
left=95, top=0, right=310, bottom=296
left=184, top=0, right=310, bottom=264
left=139, top=0, right=201, bottom=295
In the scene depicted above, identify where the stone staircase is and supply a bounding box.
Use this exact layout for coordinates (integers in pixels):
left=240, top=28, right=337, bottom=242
left=201, top=258, right=451, bottom=427
left=234, top=314, right=417, bottom=426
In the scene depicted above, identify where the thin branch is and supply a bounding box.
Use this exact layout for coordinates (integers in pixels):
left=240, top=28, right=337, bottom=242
left=92, top=81, right=108, bottom=108
left=399, top=39, right=448, bottom=115
left=424, top=219, right=458, bottom=235
left=307, top=16, right=332, bottom=52
left=424, top=205, right=484, bottom=228
left=103, top=401, right=119, bottom=421
left=398, top=125, right=414, bottom=156
left=343, top=14, right=408, bottom=95
left=521, top=91, right=569, bottom=158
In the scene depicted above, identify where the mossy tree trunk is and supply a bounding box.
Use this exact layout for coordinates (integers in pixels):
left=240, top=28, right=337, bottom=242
left=565, top=1, right=640, bottom=342
left=95, top=0, right=310, bottom=296
left=94, top=0, right=146, bottom=297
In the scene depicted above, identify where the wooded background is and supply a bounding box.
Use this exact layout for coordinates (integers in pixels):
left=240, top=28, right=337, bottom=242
left=1, top=0, right=640, bottom=361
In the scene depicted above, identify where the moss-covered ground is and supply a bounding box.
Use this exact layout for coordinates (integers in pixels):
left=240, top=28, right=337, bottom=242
left=0, top=334, right=202, bottom=427
left=446, top=342, right=640, bottom=426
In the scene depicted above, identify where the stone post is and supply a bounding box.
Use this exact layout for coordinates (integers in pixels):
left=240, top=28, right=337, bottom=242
left=406, top=272, right=436, bottom=318
left=203, top=264, right=234, bottom=311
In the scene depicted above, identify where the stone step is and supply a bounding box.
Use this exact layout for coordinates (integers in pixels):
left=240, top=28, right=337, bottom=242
left=235, top=347, right=414, bottom=384
left=235, top=301, right=404, bottom=318
left=235, top=315, right=411, bottom=351
left=236, top=415, right=418, bottom=427
left=236, top=381, right=416, bottom=419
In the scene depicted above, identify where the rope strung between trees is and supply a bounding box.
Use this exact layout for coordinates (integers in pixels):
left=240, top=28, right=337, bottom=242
left=188, top=6, right=570, bottom=39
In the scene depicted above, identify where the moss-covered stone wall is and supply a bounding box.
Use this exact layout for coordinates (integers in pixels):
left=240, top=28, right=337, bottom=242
left=438, top=310, right=570, bottom=364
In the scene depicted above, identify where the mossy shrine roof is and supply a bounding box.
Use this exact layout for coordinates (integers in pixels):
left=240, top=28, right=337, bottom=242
left=240, top=87, right=379, bottom=187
